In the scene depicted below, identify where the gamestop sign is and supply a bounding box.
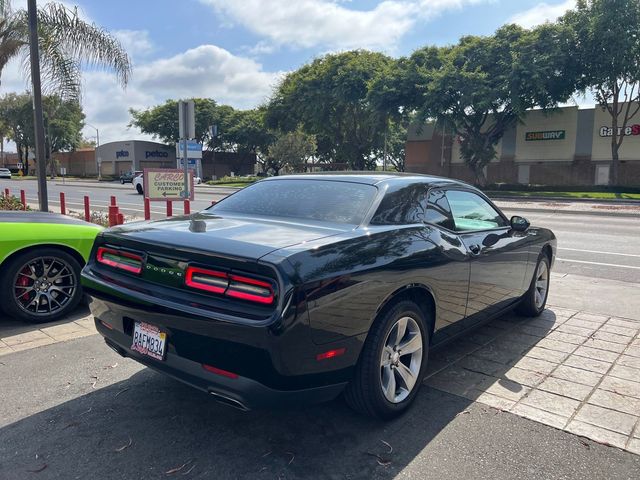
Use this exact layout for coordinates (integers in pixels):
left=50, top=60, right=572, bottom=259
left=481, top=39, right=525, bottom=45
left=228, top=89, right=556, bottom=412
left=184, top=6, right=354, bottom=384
left=599, top=124, right=640, bottom=137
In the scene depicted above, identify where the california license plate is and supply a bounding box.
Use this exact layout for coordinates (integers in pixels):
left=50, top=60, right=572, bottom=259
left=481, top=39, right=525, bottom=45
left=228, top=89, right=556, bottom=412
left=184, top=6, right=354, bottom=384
left=131, top=321, right=167, bottom=361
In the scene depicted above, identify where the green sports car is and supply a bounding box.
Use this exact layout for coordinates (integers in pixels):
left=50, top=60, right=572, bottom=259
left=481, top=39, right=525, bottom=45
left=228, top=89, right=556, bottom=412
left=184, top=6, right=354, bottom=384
left=0, top=211, right=102, bottom=323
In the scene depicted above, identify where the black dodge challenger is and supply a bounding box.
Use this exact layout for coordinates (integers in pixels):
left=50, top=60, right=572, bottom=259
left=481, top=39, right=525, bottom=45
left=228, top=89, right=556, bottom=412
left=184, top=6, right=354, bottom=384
left=82, top=174, right=556, bottom=418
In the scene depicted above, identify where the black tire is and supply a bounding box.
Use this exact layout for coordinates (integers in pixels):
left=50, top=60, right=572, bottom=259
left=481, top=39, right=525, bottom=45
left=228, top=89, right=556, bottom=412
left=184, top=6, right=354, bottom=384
left=344, top=300, right=430, bottom=419
left=516, top=253, right=550, bottom=317
left=120, top=179, right=125, bottom=184
left=0, top=248, right=83, bottom=323
left=136, top=183, right=143, bottom=195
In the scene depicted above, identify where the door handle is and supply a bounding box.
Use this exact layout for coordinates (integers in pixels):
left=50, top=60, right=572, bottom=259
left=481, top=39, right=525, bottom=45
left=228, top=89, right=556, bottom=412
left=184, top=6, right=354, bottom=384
left=468, top=244, right=482, bottom=256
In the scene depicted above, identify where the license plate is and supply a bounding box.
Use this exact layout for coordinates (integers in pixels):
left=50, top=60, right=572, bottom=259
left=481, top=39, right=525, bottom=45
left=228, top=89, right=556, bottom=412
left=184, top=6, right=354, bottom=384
left=131, top=321, right=167, bottom=361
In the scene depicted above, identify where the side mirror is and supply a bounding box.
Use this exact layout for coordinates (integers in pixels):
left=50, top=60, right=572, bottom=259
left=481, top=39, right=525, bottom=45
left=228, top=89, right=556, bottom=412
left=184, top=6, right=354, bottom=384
left=510, top=216, right=530, bottom=232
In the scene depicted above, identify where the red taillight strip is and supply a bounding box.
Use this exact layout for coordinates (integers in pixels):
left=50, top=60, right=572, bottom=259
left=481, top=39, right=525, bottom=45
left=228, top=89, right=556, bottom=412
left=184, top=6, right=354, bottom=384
left=185, top=266, right=228, bottom=294
left=185, top=267, right=275, bottom=305
left=96, top=246, right=143, bottom=274
left=227, top=274, right=274, bottom=304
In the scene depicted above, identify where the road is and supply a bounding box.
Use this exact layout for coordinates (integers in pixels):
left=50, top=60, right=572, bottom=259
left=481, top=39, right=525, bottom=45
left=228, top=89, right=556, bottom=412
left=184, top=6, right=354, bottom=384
left=3, top=178, right=640, bottom=284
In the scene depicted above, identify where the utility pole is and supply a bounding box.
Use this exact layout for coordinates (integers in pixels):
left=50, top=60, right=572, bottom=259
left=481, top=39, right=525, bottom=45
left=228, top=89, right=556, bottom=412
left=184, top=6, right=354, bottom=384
left=178, top=100, right=195, bottom=199
left=86, top=123, right=100, bottom=179
left=27, top=0, right=48, bottom=211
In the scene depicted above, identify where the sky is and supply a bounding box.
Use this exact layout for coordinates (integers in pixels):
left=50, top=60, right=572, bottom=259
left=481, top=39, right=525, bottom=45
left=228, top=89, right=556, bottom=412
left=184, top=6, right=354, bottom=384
left=0, top=0, right=581, bottom=149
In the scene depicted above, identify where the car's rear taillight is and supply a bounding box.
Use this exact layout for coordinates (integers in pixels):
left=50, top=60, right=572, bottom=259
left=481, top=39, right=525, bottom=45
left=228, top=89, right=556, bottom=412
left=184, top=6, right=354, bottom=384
left=185, top=266, right=275, bottom=305
left=96, top=246, right=143, bottom=274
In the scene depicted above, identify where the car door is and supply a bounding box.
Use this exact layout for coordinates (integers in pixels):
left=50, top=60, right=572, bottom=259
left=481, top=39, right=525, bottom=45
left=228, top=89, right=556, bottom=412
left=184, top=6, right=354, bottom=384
left=444, top=189, right=531, bottom=325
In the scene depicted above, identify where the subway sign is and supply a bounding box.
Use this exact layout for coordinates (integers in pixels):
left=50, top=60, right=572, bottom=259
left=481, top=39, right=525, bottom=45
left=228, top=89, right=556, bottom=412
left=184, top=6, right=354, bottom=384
left=599, top=125, right=640, bottom=137
left=525, top=130, right=566, bottom=141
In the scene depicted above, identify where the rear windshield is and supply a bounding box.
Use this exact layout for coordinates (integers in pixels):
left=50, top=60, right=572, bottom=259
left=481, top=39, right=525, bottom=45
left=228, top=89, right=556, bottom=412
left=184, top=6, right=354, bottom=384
left=208, top=179, right=377, bottom=225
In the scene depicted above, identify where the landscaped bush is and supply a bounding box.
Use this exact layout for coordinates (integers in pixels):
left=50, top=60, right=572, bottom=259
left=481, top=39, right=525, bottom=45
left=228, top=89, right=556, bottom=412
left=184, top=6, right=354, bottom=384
left=0, top=194, right=29, bottom=211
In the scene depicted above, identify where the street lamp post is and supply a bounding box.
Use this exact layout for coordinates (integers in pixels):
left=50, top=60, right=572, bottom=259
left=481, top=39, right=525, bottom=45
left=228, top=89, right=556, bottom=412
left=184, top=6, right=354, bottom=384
left=86, top=123, right=100, bottom=180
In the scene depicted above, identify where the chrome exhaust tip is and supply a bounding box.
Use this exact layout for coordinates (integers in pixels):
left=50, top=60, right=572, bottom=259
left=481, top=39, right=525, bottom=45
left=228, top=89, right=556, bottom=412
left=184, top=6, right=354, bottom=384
left=209, top=391, right=250, bottom=411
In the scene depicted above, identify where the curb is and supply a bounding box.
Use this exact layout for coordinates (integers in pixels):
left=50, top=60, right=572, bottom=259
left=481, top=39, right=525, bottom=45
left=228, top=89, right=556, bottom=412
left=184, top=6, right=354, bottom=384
left=489, top=195, right=640, bottom=206
left=499, top=205, right=640, bottom=218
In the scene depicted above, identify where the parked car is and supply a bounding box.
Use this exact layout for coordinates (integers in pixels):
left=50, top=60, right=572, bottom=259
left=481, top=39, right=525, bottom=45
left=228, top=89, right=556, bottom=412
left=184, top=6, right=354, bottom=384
left=82, top=174, right=555, bottom=418
left=0, top=168, right=12, bottom=179
left=132, top=173, right=144, bottom=194
left=120, top=170, right=142, bottom=184
left=0, top=212, right=102, bottom=323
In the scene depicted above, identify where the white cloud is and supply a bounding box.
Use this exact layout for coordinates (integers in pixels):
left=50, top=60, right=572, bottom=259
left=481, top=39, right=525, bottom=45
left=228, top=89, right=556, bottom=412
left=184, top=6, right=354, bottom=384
left=203, top=0, right=416, bottom=51
left=509, top=0, right=575, bottom=28
left=113, top=30, right=155, bottom=59
left=203, top=0, right=494, bottom=52
left=79, top=45, right=282, bottom=144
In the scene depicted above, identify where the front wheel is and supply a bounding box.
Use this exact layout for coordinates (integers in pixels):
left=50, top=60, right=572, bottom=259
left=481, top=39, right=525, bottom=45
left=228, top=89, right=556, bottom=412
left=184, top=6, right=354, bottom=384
left=344, top=300, right=429, bottom=419
left=516, top=254, right=550, bottom=317
left=136, top=184, right=143, bottom=195
left=0, top=248, right=83, bottom=323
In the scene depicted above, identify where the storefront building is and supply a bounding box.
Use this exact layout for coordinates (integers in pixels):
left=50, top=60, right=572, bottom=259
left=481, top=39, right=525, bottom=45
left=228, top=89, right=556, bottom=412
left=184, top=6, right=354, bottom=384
left=95, top=140, right=176, bottom=177
left=405, top=103, right=640, bottom=186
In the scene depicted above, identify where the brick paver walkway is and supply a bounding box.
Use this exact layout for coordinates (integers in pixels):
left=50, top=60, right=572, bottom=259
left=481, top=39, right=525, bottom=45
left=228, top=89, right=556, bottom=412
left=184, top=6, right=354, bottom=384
left=425, top=306, right=640, bottom=455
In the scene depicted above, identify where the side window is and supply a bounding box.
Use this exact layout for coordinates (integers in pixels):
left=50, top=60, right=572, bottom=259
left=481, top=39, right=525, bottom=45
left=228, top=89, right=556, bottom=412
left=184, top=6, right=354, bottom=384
left=370, top=184, right=428, bottom=225
left=446, top=190, right=507, bottom=232
left=425, top=190, right=455, bottom=230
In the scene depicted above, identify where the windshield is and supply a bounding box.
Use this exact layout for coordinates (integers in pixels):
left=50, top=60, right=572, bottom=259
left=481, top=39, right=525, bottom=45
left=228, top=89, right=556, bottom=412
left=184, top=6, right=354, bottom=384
left=207, top=179, right=377, bottom=225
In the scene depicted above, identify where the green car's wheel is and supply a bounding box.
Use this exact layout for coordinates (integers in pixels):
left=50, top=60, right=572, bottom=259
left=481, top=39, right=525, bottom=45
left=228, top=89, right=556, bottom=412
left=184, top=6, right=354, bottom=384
left=0, top=248, right=83, bottom=323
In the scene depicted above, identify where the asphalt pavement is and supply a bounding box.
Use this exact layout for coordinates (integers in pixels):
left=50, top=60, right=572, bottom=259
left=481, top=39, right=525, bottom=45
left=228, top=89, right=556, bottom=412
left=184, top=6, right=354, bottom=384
left=1, top=334, right=639, bottom=480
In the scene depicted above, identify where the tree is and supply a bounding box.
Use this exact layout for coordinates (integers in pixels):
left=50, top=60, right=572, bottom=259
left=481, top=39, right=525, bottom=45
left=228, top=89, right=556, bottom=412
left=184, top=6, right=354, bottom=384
left=267, top=130, right=316, bottom=176
left=384, top=120, right=408, bottom=172
left=0, top=92, right=32, bottom=173
left=43, top=95, right=84, bottom=175
left=562, top=0, right=640, bottom=185
left=266, top=50, right=393, bottom=170
left=0, top=92, right=84, bottom=174
left=375, top=24, right=576, bottom=185
left=129, top=98, right=219, bottom=145
left=0, top=1, right=131, bottom=99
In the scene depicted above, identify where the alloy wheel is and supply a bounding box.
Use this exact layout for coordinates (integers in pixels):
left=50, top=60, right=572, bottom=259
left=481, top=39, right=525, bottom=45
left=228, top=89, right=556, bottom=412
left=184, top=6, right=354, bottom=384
left=534, top=260, right=549, bottom=309
left=13, top=256, right=77, bottom=317
left=380, top=316, right=423, bottom=403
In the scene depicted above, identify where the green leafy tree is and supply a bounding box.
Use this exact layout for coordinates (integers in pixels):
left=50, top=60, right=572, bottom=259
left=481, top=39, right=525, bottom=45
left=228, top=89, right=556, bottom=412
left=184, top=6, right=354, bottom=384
left=383, top=120, right=408, bottom=172
left=267, top=130, right=316, bottom=176
left=43, top=95, right=84, bottom=175
left=266, top=50, right=393, bottom=170
left=0, top=1, right=131, bottom=99
left=375, top=24, right=576, bottom=185
left=129, top=98, right=220, bottom=145
left=562, top=0, right=640, bottom=185
left=0, top=91, right=32, bottom=173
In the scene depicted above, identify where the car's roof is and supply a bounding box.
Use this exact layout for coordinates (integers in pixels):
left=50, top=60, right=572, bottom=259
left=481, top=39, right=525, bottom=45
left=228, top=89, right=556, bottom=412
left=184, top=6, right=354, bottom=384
left=262, top=172, right=474, bottom=189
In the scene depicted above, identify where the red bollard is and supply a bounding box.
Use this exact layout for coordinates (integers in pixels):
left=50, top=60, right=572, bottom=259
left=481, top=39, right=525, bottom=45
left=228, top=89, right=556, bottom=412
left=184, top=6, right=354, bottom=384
left=84, top=196, right=90, bottom=222
left=166, top=200, right=173, bottom=217
left=20, top=190, right=26, bottom=210
left=144, top=198, right=151, bottom=220
left=59, top=192, right=66, bottom=215
left=184, top=200, right=190, bottom=215
left=4, top=187, right=9, bottom=197
left=108, top=205, right=118, bottom=227
left=110, top=195, right=116, bottom=206
left=117, top=213, right=124, bottom=225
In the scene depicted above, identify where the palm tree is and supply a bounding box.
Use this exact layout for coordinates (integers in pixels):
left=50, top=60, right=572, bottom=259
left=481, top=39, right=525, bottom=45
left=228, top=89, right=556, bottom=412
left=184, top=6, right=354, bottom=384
left=0, top=1, right=131, bottom=99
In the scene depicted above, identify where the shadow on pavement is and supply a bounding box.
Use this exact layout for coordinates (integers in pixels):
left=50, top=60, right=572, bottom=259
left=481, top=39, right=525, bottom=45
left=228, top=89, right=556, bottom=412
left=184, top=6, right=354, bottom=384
left=0, top=305, right=91, bottom=338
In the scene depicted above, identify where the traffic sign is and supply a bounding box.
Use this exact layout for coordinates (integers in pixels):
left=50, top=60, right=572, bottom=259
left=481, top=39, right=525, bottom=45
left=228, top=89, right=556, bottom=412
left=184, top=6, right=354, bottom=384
left=143, top=168, right=194, bottom=201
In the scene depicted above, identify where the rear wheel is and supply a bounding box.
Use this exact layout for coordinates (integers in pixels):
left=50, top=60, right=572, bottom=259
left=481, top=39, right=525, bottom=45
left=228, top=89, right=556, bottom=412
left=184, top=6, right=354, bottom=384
left=344, top=300, right=429, bottom=419
left=0, top=248, right=83, bottom=323
left=136, top=183, right=143, bottom=195
left=516, top=253, right=550, bottom=317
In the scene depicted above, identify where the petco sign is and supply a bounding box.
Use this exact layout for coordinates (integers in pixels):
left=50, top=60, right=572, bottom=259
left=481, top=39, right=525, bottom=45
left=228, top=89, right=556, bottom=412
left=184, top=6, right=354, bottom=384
left=599, top=125, right=640, bottom=137
left=145, top=150, right=169, bottom=159
left=116, top=150, right=130, bottom=159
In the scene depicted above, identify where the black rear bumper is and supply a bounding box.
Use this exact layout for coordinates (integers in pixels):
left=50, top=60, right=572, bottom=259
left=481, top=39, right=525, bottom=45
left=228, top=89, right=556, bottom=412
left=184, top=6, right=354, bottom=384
left=99, top=322, right=347, bottom=411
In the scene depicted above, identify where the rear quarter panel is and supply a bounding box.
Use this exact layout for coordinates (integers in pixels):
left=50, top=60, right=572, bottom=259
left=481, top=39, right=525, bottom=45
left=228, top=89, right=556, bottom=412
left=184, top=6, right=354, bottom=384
left=0, top=223, right=103, bottom=266
left=275, top=225, right=470, bottom=345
